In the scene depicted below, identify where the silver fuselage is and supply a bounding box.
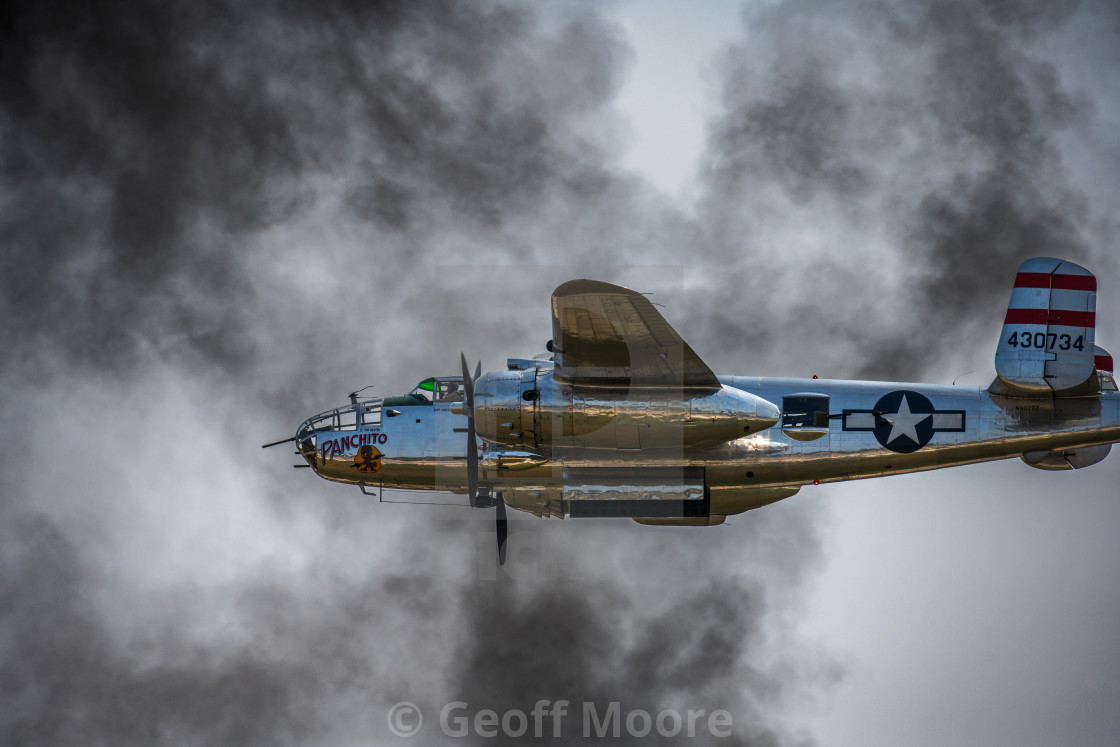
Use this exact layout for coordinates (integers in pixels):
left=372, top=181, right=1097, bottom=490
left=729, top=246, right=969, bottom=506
left=296, top=371, right=1120, bottom=518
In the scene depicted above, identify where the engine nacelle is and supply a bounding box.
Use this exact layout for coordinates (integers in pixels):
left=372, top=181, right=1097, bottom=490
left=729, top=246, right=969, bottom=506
left=1021, top=444, right=1111, bottom=470
left=474, top=369, right=779, bottom=450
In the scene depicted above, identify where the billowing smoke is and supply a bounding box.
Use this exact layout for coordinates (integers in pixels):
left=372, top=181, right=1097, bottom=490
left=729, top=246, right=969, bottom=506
left=1, top=1, right=829, bottom=745
left=3, top=0, right=1118, bottom=744
left=693, top=0, right=1116, bottom=382
left=0, top=0, right=642, bottom=386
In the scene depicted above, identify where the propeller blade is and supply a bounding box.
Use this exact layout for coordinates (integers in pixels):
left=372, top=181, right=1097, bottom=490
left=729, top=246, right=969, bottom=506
left=496, top=494, right=508, bottom=566
left=460, top=352, right=476, bottom=403
left=474, top=360, right=481, bottom=382
left=466, top=439, right=479, bottom=505
left=460, top=352, right=479, bottom=506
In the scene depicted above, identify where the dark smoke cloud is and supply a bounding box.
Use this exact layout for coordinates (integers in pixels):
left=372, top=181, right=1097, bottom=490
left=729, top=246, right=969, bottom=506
left=1, top=1, right=830, bottom=745
left=1, top=519, right=323, bottom=745
left=4, top=0, right=1117, bottom=744
left=693, top=0, right=1115, bottom=382
left=0, top=0, right=634, bottom=385
left=449, top=571, right=826, bottom=747
left=0, top=494, right=830, bottom=745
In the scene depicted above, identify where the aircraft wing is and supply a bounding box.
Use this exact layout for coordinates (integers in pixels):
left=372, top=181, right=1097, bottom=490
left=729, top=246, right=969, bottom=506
left=550, top=279, right=721, bottom=391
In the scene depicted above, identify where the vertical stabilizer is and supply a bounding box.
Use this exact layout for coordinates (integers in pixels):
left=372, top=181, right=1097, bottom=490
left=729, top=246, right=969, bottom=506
left=992, top=257, right=1097, bottom=396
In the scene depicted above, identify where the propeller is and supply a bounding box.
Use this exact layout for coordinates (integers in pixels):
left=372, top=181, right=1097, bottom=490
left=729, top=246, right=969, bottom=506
left=495, top=493, right=508, bottom=565
left=460, top=352, right=480, bottom=507
left=461, top=352, right=508, bottom=565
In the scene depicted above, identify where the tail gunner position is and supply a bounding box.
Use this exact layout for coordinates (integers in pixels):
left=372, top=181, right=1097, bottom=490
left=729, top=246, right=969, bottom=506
left=267, top=258, right=1119, bottom=563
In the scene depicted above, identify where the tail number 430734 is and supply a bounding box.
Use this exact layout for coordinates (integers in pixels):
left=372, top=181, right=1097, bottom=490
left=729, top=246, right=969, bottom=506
left=1006, top=332, right=1085, bottom=351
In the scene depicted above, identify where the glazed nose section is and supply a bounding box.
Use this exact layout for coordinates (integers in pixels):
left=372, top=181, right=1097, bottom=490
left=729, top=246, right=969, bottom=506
left=262, top=427, right=321, bottom=471
left=296, top=428, right=319, bottom=471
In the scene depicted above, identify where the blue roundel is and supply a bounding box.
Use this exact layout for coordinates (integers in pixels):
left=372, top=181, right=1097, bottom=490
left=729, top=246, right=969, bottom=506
left=872, top=390, right=936, bottom=453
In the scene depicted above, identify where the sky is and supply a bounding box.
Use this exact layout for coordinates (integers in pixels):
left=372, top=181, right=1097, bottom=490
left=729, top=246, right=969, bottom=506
left=2, top=0, right=1119, bottom=745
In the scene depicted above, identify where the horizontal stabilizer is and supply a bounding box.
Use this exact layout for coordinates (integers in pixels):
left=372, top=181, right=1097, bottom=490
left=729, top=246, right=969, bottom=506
left=993, top=257, right=1097, bottom=396
left=1095, top=344, right=1113, bottom=372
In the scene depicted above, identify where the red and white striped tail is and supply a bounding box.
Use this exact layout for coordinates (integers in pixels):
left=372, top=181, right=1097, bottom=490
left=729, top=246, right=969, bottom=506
left=1094, top=345, right=1113, bottom=373
left=994, top=257, right=1098, bottom=395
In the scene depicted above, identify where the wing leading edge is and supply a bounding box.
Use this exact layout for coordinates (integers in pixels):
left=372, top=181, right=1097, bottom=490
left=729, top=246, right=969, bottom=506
left=550, top=279, right=721, bottom=391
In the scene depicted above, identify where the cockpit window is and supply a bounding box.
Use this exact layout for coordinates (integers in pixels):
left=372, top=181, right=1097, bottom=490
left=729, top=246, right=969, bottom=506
left=1100, top=371, right=1118, bottom=391
left=406, top=377, right=467, bottom=403
left=408, top=378, right=436, bottom=402
left=437, top=380, right=464, bottom=402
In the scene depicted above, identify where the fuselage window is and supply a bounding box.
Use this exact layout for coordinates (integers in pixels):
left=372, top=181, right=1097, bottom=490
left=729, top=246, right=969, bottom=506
left=782, top=395, right=830, bottom=429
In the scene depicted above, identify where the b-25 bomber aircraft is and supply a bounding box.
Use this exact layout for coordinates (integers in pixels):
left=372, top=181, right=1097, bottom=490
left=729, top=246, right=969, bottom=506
left=266, top=257, right=1118, bottom=563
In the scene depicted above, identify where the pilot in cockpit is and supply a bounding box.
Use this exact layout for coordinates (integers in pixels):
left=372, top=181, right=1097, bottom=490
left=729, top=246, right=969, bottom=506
left=442, top=381, right=463, bottom=402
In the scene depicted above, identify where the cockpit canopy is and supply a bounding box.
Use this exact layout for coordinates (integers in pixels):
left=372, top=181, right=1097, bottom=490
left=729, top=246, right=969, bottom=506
left=384, top=376, right=467, bottom=406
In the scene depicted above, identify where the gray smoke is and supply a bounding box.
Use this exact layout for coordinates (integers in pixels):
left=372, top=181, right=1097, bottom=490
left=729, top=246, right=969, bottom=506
left=3, top=0, right=1118, bottom=744
left=0, top=1, right=830, bottom=745
left=693, top=0, right=1116, bottom=382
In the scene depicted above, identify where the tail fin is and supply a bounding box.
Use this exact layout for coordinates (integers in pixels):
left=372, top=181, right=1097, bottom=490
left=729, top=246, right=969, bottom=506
left=992, top=257, right=1097, bottom=396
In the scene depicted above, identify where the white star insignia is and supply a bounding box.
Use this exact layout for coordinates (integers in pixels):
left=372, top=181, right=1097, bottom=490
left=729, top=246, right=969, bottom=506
left=882, top=394, right=931, bottom=445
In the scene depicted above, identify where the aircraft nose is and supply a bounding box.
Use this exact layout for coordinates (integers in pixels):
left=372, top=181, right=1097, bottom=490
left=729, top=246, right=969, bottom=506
left=296, top=430, right=319, bottom=471
left=262, top=426, right=321, bottom=471
left=293, top=421, right=320, bottom=472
